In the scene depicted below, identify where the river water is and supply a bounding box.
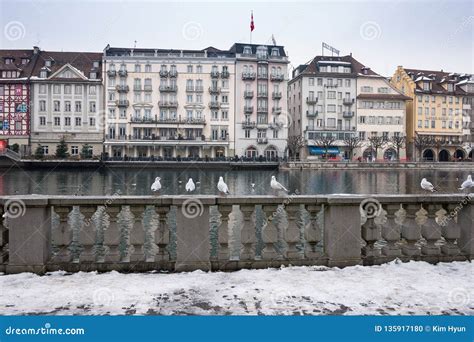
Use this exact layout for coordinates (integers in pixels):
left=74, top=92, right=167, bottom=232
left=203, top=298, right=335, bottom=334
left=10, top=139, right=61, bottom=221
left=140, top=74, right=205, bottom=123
left=0, top=167, right=472, bottom=196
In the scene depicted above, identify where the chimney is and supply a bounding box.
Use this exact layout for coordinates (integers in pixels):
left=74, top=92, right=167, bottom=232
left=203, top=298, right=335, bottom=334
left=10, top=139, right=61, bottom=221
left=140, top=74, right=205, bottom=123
left=33, top=46, right=40, bottom=54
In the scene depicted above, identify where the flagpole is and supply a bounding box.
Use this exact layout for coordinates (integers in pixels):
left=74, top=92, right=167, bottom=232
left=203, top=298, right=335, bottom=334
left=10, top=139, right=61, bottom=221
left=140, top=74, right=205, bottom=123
left=250, top=10, right=253, bottom=44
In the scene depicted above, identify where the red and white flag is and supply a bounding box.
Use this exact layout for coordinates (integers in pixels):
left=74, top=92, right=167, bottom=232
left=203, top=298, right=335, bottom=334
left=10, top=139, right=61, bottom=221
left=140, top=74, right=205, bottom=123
left=250, top=11, right=255, bottom=32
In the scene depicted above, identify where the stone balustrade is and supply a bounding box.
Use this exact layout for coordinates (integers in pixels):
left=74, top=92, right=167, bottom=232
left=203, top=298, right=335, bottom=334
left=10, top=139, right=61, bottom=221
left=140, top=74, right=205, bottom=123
left=0, top=194, right=472, bottom=274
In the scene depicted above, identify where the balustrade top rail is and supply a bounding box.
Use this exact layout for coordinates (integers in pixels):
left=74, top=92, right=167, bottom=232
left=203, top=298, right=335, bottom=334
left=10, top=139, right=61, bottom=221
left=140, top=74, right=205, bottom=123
left=1, top=194, right=472, bottom=274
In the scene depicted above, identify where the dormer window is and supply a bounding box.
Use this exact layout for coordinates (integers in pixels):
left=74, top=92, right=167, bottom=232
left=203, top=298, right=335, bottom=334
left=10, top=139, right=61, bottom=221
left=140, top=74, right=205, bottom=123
left=40, top=70, right=47, bottom=78
left=90, top=72, right=97, bottom=79
left=320, top=66, right=327, bottom=72
left=447, top=84, right=454, bottom=91
left=45, top=60, right=52, bottom=67
left=4, top=58, right=13, bottom=65
left=93, top=61, right=99, bottom=68
left=21, top=58, right=29, bottom=65
left=423, top=82, right=430, bottom=91
left=256, top=46, right=267, bottom=59
left=243, top=46, right=252, bottom=55
left=270, top=48, right=280, bottom=57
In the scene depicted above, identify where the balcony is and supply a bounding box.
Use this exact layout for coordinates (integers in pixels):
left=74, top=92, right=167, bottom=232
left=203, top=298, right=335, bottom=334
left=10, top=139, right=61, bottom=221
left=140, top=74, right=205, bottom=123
left=257, top=73, right=268, bottom=80
left=272, top=107, right=282, bottom=114
left=107, top=70, right=116, bottom=77
left=343, top=98, right=355, bottom=105
left=133, top=85, right=142, bottom=91
left=118, top=70, right=128, bottom=77
left=221, top=70, right=230, bottom=78
left=242, top=72, right=256, bottom=80
left=144, top=85, right=153, bottom=91
left=257, top=137, right=268, bottom=144
left=116, top=100, right=129, bottom=107
left=244, top=106, right=254, bottom=114
left=209, top=101, right=221, bottom=109
left=158, top=101, right=178, bottom=108
left=159, top=70, right=169, bottom=77
left=343, top=111, right=355, bottom=118
left=116, top=85, right=129, bottom=92
left=169, top=70, right=178, bottom=78
left=159, top=85, right=178, bottom=92
left=130, top=117, right=206, bottom=125
left=210, top=70, right=220, bottom=78
left=270, top=74, right=284, bottom=82
left=306, top=110, right=318, bottom=117
left=257, top=91, right=268, bottom=98
left=209, top=86, right=221, bottom=94
left=244, top=91, right=254, bottom=98
left=306, top=97, right=318, bottom=104
left=257, top=107, right=268, bottom=113
left=269, top=122, right=282, bottom=130
left=272, top=92, right=282, bottom=99
left=242, top=121, right=256, bottom=129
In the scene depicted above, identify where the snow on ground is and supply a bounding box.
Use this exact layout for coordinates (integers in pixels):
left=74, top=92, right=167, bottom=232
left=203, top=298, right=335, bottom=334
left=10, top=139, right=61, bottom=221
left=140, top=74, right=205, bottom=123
left=0, top=261, right=472, bottom=315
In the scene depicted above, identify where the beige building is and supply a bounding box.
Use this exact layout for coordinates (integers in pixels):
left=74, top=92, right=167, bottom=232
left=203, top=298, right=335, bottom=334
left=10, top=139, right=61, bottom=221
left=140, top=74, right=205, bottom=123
left=103, top=46, right=235, bottom=159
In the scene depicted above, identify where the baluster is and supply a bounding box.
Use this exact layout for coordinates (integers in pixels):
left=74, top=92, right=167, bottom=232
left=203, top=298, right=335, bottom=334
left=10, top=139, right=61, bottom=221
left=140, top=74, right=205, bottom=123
left=360, top=202, right=385, bottom=259
left=104, top=205, right=121, bottom=262
left=240, top=204, right=256, bottom=261
left=217, top=205, right=232, bottom=261
left=129, top=205, right=145, bottom=262
left=52, top=206, right=72, bottom=263
left=91, top=206, right=110, bottom=263
left=142, top=205, right=159, bottom=263
left=261, top=204, right=279, bottom=260
left=401, top=204, right=423, bottom=256
left=117, top=205, right=135, bottom=263
left=382, top=204, right=404, bottom=257
left=79, top=205, right=96, bottom=262
left=0, top=207, right=8, bottom=264
left=439, top=204, right=461, bottom=256
left=67, top=206, right=85, bottom=263
left=421, top=205, right=441, bottom=255
left=156, top=206, right=170, bottom=262
left=304, top=204, right=323, bottom=259
left=285, top=204, right=302, bottom=259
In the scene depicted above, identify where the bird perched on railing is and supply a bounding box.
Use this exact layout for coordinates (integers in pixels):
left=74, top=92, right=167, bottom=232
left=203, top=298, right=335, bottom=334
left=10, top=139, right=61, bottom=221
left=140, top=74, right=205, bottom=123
left=421, top=178, right=436, bottom=192
left=271, top=176, right=288, bottom=192
left=151, top=177, right=161, bottom=192
left=217, top=176, right=230, bottom=195
left=185, top=178, right=195, bottom=192
left=459, top=175, right=473, bottom=190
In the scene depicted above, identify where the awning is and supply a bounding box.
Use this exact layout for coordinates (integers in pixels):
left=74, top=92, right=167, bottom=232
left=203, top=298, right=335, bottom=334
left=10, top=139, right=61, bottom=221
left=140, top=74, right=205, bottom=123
left=308, top=146, right=340, bottom=155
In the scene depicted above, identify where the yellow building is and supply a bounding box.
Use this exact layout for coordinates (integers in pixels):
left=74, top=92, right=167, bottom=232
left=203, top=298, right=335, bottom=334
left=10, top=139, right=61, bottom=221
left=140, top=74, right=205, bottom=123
left=391, top=67, right=468, bottom=161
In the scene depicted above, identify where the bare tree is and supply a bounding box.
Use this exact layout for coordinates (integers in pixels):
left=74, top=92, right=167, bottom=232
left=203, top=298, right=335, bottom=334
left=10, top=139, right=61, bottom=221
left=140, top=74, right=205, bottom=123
left=286, top=135, right=306, bottom=161
left=390, top=135, right=406, bottom=161
left=344, top=136, right=362, bottom=161
left=368, top=136, right=385, bottom=161
left=315, top=135, right=336, bottom=161
left=412, top=133, right=434, bottom=161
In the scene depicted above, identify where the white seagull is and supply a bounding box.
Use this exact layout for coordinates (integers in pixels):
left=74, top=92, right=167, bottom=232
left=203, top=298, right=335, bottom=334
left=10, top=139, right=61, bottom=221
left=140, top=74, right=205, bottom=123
left=459, top=175, right=474, bottom=190
left=270, top=176, right=288, bottom=192
left=217, top=176, right=230, bottom=195
left=185, top=178, right=196, bottom=192
left=151, top=177, right=162, bottom=192
left=420, top=178, right=436, bottom=192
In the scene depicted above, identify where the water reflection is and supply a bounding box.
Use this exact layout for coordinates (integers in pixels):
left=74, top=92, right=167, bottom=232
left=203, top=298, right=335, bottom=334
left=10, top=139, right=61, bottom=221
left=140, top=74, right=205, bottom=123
left=0, top=167, right=472, bottom=196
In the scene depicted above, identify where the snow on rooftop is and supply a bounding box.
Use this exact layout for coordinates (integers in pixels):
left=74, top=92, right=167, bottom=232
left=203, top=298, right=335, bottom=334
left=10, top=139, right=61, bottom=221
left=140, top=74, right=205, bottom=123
left=317, top=60, right=351, bottom=65
left=0, top=261, right=471, bottom=315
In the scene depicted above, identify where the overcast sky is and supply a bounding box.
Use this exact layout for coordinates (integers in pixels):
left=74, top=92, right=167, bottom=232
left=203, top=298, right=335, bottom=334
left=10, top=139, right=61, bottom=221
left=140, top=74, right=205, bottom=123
left=1, top=0, right=473, bottom=76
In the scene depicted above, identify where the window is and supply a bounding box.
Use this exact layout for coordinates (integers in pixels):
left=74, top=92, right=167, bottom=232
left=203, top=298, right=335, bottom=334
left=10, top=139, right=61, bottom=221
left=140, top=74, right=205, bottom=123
left=75, top=85, right=82, bottom=94
left=327, top=118, right=336, bottom=127
left=89, top=86, right=96, bottom=95
left=65, top=117, right=71, bottom=126
left=309, top=78, right=314, bottom=86
left=64, top=85, right=71, bottom=94
left=71, top=146, right=79, bottom=155
left=135, top=64, right=141, bottom=72
left=327, top=91, right=336, bottom=99
left=145, top=64, right=151, bottom=72
left=221, top=111, right=228, bottom=120
left=42, top=146, right=49, bottom=155
left=64, top=101, right=71, bottom=112
left=54, top=117, right=61, bottom=126
left=345, top=79, right=350, bottom=87
left=317, top=78, right=322, bottom=86
left=418, top=120, right=422, bottom=128
left=39, top=116, right=46, bottom=126
left=53, top=85, right=61, bottom=94
left=39, top=84, right=46, bottom=94
left=75, top=101, right=82, bottom=112
left=327, top=104, right=336, bottom=112
left=39, top=100, right=46, bottom=111
left=196, top=65, right=202, bottom=73
left=54, top=101, right=60, bottom=112
left=40, top=70, right=47, bottom=78
left=273, top=130, right=279, bottom=138
left=75, top=117, right=82, bottom=126
left=89, top=117, right=96, bottom=127
left=187, top=65, right=193, bottom=73
left=89, top=101, right=96, bottom=112
left=245, top=129, right=250, bottom=138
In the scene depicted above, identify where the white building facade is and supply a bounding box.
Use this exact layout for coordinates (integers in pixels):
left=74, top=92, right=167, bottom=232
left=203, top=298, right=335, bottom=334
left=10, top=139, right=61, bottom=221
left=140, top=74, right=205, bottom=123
left=355, top=71, right=409, bottom=161
left=103, top=46, right=235, bottom=159
left=288, top=55, right=358, bottom=160
left=231, top=44, right=289, bottom=159
left=30, top=51, right=104, bottom=157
